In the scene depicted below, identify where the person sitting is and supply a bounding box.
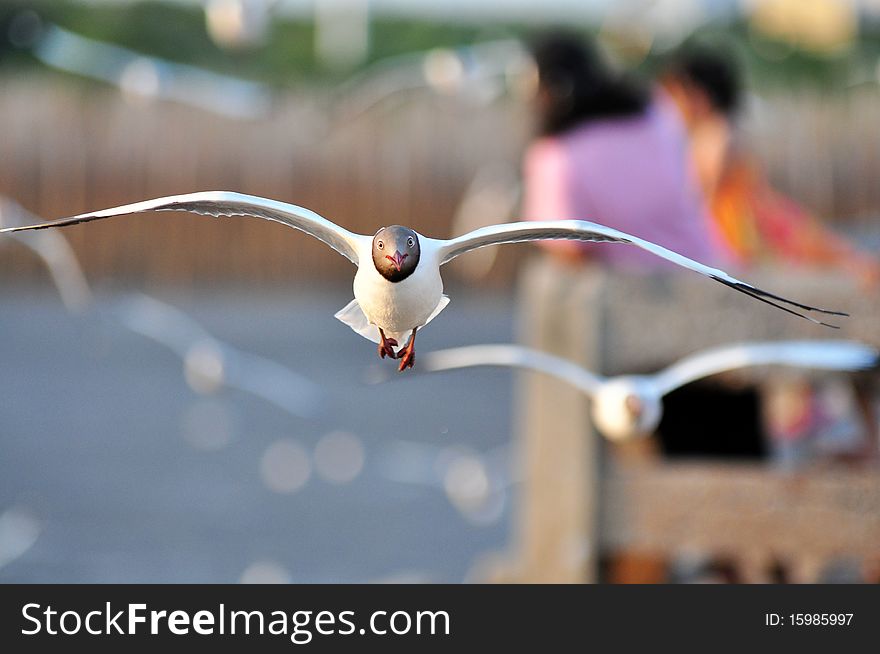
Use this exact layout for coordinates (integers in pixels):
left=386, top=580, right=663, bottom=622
left=660, top=45, right=880, bottom=287
left=522, top=31, right=727, bottom=269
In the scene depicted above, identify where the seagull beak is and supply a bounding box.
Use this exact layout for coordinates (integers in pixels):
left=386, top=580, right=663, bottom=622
left=386, top=251, right=408, bottom=272
left=624, top=394, right=644, bottom=419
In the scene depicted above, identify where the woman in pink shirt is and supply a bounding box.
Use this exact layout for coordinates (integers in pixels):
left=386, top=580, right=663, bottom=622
left=523, top=33, right=726, bottom=270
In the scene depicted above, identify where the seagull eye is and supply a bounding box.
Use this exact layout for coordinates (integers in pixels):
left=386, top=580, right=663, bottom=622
left=407, top=237, right=415, bottom=248
left=377, top=241, right=384, bottom=250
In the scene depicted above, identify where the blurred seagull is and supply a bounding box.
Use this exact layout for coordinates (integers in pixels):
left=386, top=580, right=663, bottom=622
left=0, top=198, right=93, bottom=313
left=0, top=506, right=42, bottom=572
left=331, top=39, right=530, bottom=124
left=113, top=293, right=323, bottom=417
left=32, top=24, right=272, bottom=120
left=0, top=191, right=848, bottom=371
left=413, top=342, right=879, bottom=441
left=0, top=196, right=321, bottom=418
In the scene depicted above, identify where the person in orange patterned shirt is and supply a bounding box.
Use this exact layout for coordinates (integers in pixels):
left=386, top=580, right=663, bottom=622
left=660, top=46, right=880, bottom=287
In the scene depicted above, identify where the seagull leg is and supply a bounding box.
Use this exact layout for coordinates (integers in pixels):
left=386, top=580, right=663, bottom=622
left=397, top=328, right=418, bottom=371
left=378, top=328, right=398, bottom=359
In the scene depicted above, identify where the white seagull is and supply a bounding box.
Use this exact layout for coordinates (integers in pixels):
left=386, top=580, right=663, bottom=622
left=0, top=191, right=848, bottom=371
left=412, top=342, right=879, bottom=441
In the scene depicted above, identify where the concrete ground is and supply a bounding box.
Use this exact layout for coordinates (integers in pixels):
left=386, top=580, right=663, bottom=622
left=0, top=284, right=517, bottom=583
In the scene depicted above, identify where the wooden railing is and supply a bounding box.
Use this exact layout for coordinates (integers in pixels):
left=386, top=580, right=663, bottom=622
left=488, top=258, right=880, bottom=583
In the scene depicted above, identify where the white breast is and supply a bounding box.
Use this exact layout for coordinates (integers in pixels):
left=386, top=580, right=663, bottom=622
left=352, top=240, right=444, bottom=343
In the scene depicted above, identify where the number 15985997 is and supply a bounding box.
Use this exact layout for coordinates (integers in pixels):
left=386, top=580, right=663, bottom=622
left=765, top=613, right=853, bottom=626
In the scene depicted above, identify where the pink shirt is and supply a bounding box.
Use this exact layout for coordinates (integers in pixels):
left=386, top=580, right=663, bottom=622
left=523, top=93, right=727, bottom=270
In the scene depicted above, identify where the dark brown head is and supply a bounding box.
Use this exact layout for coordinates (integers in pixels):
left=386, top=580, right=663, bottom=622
left=372, top=225, right=420, bottom=282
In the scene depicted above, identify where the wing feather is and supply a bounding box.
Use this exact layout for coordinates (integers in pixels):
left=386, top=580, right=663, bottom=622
left=436, top=220, right=847, bottom=326
left=0, top=191, right=367, bottom=265
left=421, top=344, right=603, bottom=394
left=652, top=340, right=879, bottom=394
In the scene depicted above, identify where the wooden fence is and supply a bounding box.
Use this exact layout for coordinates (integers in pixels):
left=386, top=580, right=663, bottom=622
left=0, top=79, right=878, bottom=286
left=0, top=79, right=527, bottom=285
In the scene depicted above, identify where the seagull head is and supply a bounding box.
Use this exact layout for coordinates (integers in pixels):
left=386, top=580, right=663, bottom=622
left=591, top=377, right=662, bottom=442
left=372, top=225, right=420, bottom=282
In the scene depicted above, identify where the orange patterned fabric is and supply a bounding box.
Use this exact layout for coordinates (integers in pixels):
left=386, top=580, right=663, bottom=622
left=711, top=154, right=852, bottom=267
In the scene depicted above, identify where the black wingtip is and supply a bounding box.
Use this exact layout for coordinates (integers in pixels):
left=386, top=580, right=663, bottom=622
left=725, top=279, right=849, bottom=317
left=1, top=220, right=70, bottom=233
left=710, top=276, right=845, bottom=329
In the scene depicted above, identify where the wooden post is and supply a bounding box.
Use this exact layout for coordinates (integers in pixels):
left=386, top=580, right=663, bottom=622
left=501, top=257, right=879, bottom=583
left=511, top=257, right=605, bottom=582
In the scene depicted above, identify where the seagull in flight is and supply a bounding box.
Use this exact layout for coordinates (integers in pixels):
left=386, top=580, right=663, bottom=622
left=111, top=293, right=323, bottom=418
left=409, top=342, right=879, bottom=441
left=0, top=191, right=848, bottom=371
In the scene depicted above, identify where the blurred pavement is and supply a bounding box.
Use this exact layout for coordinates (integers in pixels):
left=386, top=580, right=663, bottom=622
left=0, top=286, right=515, bottom=583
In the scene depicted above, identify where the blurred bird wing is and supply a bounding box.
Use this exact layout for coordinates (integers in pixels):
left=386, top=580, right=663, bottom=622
left=113, top=292, right=216, bottom=358
left=422, top=344, right=603, bottom=395
left=0, top=191, right=368, bottom=266
left=13, top=231, right=94, bottom=313
left=433, top=220, right=847, bottom=327
left=449, top=162, right=521, bottom=281
left=0, top=197, right=93, bottom=311
left=208, top=347, right=324, bottom=419
left=114, top=293, right=322, bottom=418
left=652, top=340, right=880, bottom=395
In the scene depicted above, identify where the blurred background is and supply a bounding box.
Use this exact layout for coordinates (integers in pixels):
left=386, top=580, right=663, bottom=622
left=1, top=0, right=879, bottom=583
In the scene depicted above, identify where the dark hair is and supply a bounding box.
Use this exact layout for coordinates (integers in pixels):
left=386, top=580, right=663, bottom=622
left=669, top=46, right=741, bottom=117
left=530, top=31, right=648, bottom=136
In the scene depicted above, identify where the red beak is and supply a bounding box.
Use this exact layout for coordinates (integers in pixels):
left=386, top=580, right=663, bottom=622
left=386, top=251, right=408, bottom=271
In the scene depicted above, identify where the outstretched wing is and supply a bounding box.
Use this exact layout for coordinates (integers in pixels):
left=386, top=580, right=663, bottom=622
left=652, top=340, right=879, bottom=395
left=421, top=344, right=603, bottom=395
left=434, top=220, right=847, bottom=327
left=0, top=191, right=368, bottom=265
